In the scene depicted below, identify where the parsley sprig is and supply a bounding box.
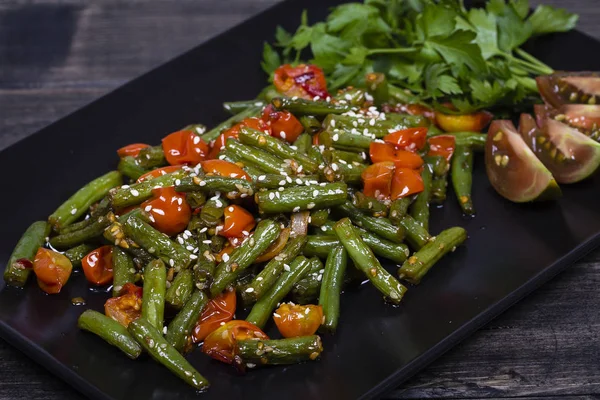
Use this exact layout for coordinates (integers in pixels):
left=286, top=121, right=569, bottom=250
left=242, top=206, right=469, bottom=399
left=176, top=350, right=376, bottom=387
left=262, top=0, right=578, bottom=113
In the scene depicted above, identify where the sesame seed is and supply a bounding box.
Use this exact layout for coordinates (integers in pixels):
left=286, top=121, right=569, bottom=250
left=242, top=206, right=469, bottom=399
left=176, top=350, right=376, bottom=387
left=245, top=287, right=254, bottom=293
left=200, top=227, right=208, bottom=233
left=177, top=237, right=184, bottom=244
left=330, top=119, right=336, bottom=127
left=169, top=259, right=174, bottom=267
left=273, top=312, right=281, bottom=318
left=153, top=208, right=165, bottom=215
left=313, top=190, right=319, bottom=197
left=269, top=192, right=275, bottom=200
left=203, top=240, right=212, bottom=244
left=307, top=203, right=315, bottom=209
left=70, top=209, right=77, bottom=215
left=321, top=226, right=327, bottom=231
left=280, top=131, right=286, bottom=140
left=258, top=175, right=266, bottom=181
left=121, top=185, right=130, bottom=189
left=175, top=179, right=181, bottom=186
left=222, top=253, right=230, bottom=262
left=293, top=206, right=300, bottom=212
left=130, top=189, right=139, bottom=197
left=283, top=264, right=291, bottom=272
left=198, top=180, right=206, bottom=186
left=332, top=133, right=339, bottom=141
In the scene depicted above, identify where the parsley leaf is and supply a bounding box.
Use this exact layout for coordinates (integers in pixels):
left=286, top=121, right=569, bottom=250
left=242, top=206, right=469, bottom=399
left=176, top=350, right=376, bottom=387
left=261, top=43, right=281, bottom=75
left=425, top=64, right=462, bottom=97
left=528, top=5, right=579, bottom=35
left=426, top=30, right=487, bottom=73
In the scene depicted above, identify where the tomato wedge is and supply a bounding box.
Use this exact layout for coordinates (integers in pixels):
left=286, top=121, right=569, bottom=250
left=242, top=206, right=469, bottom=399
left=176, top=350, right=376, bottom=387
left=33, top=248, right=73, bottom=294
left=81, top=245, right=113, bottom=286
left=141, top=186, right=191, bottom=236
left=391, top=167, right=424, bottom=199
left=361, top=161, right=395, bottom=199
left=105, top=283, right=143, bottom=327
left=273, top=303, right=323, bottom=338
left=202, top=320, right=268, bottom=364
left=208, top=117, right=270, bottom=159
left=383, top=127, right=428, bottom=151
left=262, top=104, right=304, bottom=143
left=117, top=143, right=150, bottom=158
left=136, top=165, right=182, bottom=183
left=369, top=142, right=424, bottom=168
left=202, top=159, right=251, bottom=181
left=192, top=289, right=236, bottom=343
left=273, top=64, right=330, bottom=100
left=162, top=130, right=209, bottom=165
left=220, top=205, right=256, bottom=238
left=427, top=135, right=456, bottom=162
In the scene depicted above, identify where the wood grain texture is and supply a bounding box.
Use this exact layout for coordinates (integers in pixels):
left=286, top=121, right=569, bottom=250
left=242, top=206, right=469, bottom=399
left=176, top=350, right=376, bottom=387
left=1, top=1, right=599, bottom=399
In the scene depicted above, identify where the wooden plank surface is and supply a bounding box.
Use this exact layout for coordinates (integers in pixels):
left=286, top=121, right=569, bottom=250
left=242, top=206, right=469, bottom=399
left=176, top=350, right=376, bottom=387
left=1, top=1, right=599, bottom=399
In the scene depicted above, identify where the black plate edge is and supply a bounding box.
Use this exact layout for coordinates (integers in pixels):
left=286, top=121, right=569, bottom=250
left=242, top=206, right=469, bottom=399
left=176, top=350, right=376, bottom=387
left=363, top=231, right=600, bottom=399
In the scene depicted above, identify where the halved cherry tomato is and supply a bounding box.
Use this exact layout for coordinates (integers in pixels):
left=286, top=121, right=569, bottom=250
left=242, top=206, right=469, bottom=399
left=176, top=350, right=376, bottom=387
left=201, top=159, right=251, bottom=181
left=273, top=64, right=330, bottom=100
left=369, top=142, right=424, bottom=169
left=141, top=186, right=191, bottom=236
left=162, top=130, right=209, bottom=165
left=435, top=110, right=493, bottom=133
left=220, top=205, right=256, bottom=238
left=383, top=127, right=428, bottom=151
left=116, top=143, right=150, bottom=158
left=81, top=245, right=113, bottom=286
left=427, top=135, right=456, bottom=162
left=202, top=320, right=268, bottom=364
left=105, top=283, right=143, bottom=327
left=208, top=117, right=270, bottom=159
left=136, top=165, right=182, bottom=183
left=391, top=167, right=424, bottom=199
left=262, top=104, right=304, bottom=143
left=273, top=303, right=323, bottom=338
left=192, top=289, right=236, bottom=343
left=33, top=248, right=73, bottom=294
left=361, top=161, right=395, bottom=199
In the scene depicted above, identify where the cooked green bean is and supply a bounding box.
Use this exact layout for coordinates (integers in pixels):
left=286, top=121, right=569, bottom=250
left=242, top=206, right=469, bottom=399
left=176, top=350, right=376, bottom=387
left=118, top=156, right=148, bottom=181
left=272, top=97, right=351, bottom=116
left=78, top=310, right=142, bottom=359
left=112, top=247, right=137, bottom=296
left=365, top=72, right=389, bottom=105
left=165, top=269, right=194, bottom=310
left=49, top=216, right=111, bottom=249
left=135, top=146, right=167, bottom=169
left=293, top=133, right=312, bottom=154
left=64, top=243, right=96, bottom=268
left=199, top=197, right=229, bottom=227
left=322, top=160, right=366, bottom=185
left=257, top=182, right=347, bottom=214
left=3, top=221, right=50, bottom=287
left=110, top=170, right=187, bottom=209
left=399, top=215, right=432, bottom=250
left=255, top=174, right=320, bottom=190
left=336, top=201, right=404, bottom=243
left=175, top=175, right=254, bottom=198
left=223, top=100, right=264, bottom=114
left=235, top=336, right=323, bottom=367
left=291, top=257, right=323, bottom=304
left=165, top=289, right=209, bottom=353
left=141, top=259, right=167, bottom=329
left=389, top=197, right=412, bottom=225
left=452, top=145, right=475, bottom=215
left=299, top=115, right=321, bottom=135
left=319, top=246, right=347, bottom=333
left=318, top=130, right=372, bottom=151
left=202, top=105, right=262, bottom=143
left=409, top=165, right=432, bottom=231
left=226, top=139, right=292, bottom=175
left=351, top=192, right=388, bottom=217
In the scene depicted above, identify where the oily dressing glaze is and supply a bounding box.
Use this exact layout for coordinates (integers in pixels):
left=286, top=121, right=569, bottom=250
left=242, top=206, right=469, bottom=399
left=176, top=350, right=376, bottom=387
left=536, top=71, right=600, bottom=108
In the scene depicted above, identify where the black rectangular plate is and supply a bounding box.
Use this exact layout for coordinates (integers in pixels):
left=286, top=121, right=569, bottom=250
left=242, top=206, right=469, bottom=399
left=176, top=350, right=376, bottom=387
left=1, top=1, right=600, bottom=399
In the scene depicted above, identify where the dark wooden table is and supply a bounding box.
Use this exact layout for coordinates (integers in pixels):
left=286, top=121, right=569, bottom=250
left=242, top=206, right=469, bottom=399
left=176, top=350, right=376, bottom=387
left=1, top=1, right=599, bottom=399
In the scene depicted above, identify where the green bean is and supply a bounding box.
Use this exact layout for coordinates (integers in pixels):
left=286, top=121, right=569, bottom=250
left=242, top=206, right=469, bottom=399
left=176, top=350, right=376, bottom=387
left=118, top=156, right=148, bottom=181
left=78, top=310, right=142, bottom=359
left=428, top=131, right=486, bottom=151
left=185, top=191, right=206, bottom=209
left=223, top=100, right=264, bottom=114
left=452, top=145, right=475, bottom=215
left=141, top=259, right=167, bottom=329
left=165, top=290, right=209, bottom=353
left=135, top=146, right=167, bottom=169
left=322, top=160, right=366, bottom=185
left=49, top=171, right=122, bottom=230
left=318, top=130, right=372, bottom=151
left=365, top=72, right=389, bottom=105
left=199, top=197, right=229, bottom=227
left=257, top=182, right=347, bottom=214
left=234, top=336, right=323, bottom=368
left=322, top=148, right=366, bottom=165
left=430, top=175, right=448, bottom=204
left=175, top=175, right=254, bottom=199
left=256, top=85, right=280, bottom=102
left=109, top=170, right=187, bottom=209
left=255, top=174, right=320, bottom=190
left=128, top=317, right=210, bottom=390
left=389, top=197, right=412, bottom=225
left=210, top=220, right=281, bottom=296
left=299, top=115, right=321, bottom=135
left=409, top=165, right=432, bottom=231
left=226, top=139, right=291, bottom=175
left=201, top=105, right=262, bottom=143
left=49, top=216, right=111, bottom=249
left=291, top=257, right=323, bottom=304
left=112, top=247, right=136, bottom=296
left=399, top=215, right=432, bottom=250
left=241, top=235, right=307, bottom=305
left=398, top=227, right=467, bottom=284
left=335, top=87, right=367, bottom=107
left=3, top=221, right=50, bottom=287
left=272, top=97, right=351, bottom=116
left=217, top=149, right=265, bottom=178
left=209, top=235, right=227, bottom=254
left=64, top=243, right=95, bottom=268
left=293, top=133, right=312, bottom=155
left=246, top=256, right=312, bottom=329
left=303, top=236, right=338, bottom=259
left=423, top=155, right=449, bottom=177
left=333, top=218, right=407, bottom=303
left=351, top=192, right=388, bottom=217
left=307, top=145, right=326, bottom=165
left=309, top=209, right=330, bottom=227
left=165, top=269, right=194, bottom=310
left=182, top=124, right=207, bottom=136
left=319, top=246, right=347, bottom=333
left=336, top=201, right=404, bottom=243
left=122, top=216, right=192, bottom=271
left=239, top=128, right=319, bottom=174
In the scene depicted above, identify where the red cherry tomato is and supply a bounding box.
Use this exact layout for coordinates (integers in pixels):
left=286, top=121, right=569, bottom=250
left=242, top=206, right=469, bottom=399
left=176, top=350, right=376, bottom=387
left=383, top=127, right=428, bottom=151
left=220, top=205, right=256, bottom=238
left=202, top=320, right=269, bottom=364
left=201, top=159, right=251, bottom=181
left=104, top=283, right=143, bottom=327
left=81, top=246, right=113, bottom=286
left=141, top=186, right=191, bottom=236
left=391, top=167, right=424, bottom=200
left=208, top=117, right=270, bottom=159
left=273, top=303, right=323, bottom=338
left=136, top=165, right=182, bottom=183
left=261, top=104, right=304, bottom=143
left=162, top=130, right=209, bottom=165
left=33, top=248, right=73, bottom=294
left=361, top=161, right=395, bottom=199
left=427, top=135, right=456, bottom=162
left=369, top=142, right=424, bottom=169
left=192, top=289, right=236, bottom=343
left=117, top=143, right=150, bottom=158
left=273, top=64, right=330, bottom=100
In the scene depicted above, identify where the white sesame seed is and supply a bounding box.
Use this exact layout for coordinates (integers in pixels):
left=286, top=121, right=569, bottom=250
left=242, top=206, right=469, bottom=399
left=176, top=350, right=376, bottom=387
left=273, top=313, right=281, bottom=318
left=258, top=175, right=266, bottom=181
left=307, top=203, right=315, bottom=209
left=130, top=189, right=139, bottom=197
left=153, top=208, right=165, bottom=215
left=175, top=179, right=181, bottom=186
left=169, top=259, right=175, bottom=267
left=269, top=192, right=275, bottom=200
left=121, top=185, right=130, bottom=189
left=321, top=226, right=327, bottom=231
left=186, top=245, right=194, bottom=251
left=283, top=264, right=291, bottom=272
left=190, top=254, right=198, bottom=259
left=293, top=206, right=300, bottom=212
left=280, top=131, right=286, bottom=140
left=222, top=253, right=230, bottom=262
left=332, top=133, right=339, bottom=141
left=202, top=240, right=212, bottom=244
left=198, top=180, right=206, bottom=186
left=245, top=287, right=254, bottom=293
left=177, top=237, right=184, bottom=244
left=200, top=227, right=207, bottom=233
left=70, top=209, right=77, bottom=215
left=330, top=119, right=336, bottom=127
